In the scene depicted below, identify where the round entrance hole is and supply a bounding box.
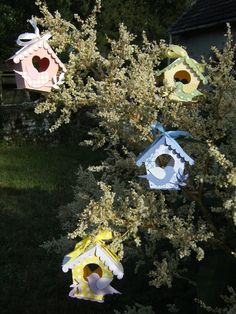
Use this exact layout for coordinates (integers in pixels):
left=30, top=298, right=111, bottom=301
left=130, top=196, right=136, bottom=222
left=155, top=154, right=174, bottom=168
left=83, top=263, right=103, bottom=281
left=174, top=70, right=191, bottom=84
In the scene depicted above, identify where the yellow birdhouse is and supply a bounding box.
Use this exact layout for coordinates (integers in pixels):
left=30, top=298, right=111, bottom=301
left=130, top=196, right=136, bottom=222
left=157, top=45, right=208, bottom=102
left=62, top=230, right=124, bottom=303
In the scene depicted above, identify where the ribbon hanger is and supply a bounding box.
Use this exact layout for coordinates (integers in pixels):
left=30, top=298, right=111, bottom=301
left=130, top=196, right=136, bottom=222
left=151, top=121, right=192, bottom=139
left=16, top=16, right=51, bottom=53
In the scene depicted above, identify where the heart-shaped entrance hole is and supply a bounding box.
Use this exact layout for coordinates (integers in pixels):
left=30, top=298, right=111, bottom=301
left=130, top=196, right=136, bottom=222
left=32, top=56, right=50, bottom=72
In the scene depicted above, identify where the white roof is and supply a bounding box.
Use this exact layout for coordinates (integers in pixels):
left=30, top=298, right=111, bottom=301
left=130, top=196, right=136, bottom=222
left=62, top=243, right=124, bottom=279
left=136, top=135, right=194, bottom=166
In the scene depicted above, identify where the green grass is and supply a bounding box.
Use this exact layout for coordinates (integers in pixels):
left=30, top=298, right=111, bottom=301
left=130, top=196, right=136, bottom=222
left=0, top=142, right=154, bottom=314
left=0, top=142, right=115, bottom=314
left=0, top=141, right=195, bottom=314
left=0, top=143, right=97, bottom=191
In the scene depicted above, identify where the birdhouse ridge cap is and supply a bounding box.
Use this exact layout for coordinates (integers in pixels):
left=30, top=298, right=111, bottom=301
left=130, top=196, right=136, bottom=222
left=156, top=58, right=183, bottom=76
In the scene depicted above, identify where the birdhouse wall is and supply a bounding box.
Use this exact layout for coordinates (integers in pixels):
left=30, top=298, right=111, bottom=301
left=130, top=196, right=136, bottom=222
left=144, top=143, right=186, bottom=189
left=14, top=47, right=60, bottom=92
left=71, top=255, right=113, bottom=285
left=27, top=47, right=59, bottom=75
left=164, top=62, right=200, bottom=91
left=70, top=255, right=114, bottom=302
left=12, top=62, right=27, bottom=90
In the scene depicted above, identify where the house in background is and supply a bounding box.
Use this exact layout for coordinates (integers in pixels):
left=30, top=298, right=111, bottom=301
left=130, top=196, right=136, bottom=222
left=170, top=0, right=236, bottom=60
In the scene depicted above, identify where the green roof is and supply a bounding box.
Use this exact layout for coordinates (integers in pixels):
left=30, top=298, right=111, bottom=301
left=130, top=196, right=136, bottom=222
left=157, top=57, right=208, bottom=84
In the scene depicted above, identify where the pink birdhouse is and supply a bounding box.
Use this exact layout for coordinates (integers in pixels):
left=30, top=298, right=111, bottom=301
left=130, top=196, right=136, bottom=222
left=7, top=17, right=66, bottom=93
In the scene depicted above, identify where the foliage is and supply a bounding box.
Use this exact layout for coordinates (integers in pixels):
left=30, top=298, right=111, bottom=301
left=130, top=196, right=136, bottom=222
left=34, top=1, right=236, bottom=312
left=76, top=0, right=192, bottom=51
left=196, top=287, right=236, bottom=314
left=0, top=0, right=73, bottom=60
left=114, top=303, right=155, bottom=314
left=0, top=0, right=191, bottom=60
left=0, top=3, right=23, bottom=59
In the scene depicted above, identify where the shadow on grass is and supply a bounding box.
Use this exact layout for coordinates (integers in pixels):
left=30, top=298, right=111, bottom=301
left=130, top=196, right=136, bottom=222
left=0, top=185, right=165, bottom=314
left=2, top=185, right=235, bottom=314
left=0, top=143, right=119, bottom=314
left=0, top=185, right=124, bottom=314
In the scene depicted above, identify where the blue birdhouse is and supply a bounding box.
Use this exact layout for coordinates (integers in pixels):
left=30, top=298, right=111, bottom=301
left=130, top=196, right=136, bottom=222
left=136, top=122, right=194, bottom=190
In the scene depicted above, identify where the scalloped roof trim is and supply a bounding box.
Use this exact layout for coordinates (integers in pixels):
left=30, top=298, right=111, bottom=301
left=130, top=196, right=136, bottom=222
left=95, top=245, right=124, bottom=279
left=9, top=37, right=66, bottom=72
left=136, top=135, right=194, bottom=166
left=157, top=57, right=207, bottom=83
left=62, top=244, right=124, bottom=279
left=165, top=136, right=194, bottom=165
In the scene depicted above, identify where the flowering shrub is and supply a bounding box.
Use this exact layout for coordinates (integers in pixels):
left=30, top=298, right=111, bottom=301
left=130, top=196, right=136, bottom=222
left=35, top=0, right=236, bottom=311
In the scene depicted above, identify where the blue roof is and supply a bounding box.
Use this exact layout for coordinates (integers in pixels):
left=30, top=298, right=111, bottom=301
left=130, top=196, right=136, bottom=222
left=136, top=134, right=194, bottom=166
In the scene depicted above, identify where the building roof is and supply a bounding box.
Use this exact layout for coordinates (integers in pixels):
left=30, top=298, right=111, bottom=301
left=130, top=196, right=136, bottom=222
left=136, top=135, right=194, bottom=166
left=171, top=0, right=236, bottom=35
left=8, top=36, right=66, bottom=72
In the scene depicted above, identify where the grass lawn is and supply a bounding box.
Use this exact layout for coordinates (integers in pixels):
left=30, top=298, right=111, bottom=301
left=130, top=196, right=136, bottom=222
left=0, top=142, right=116, bottom=314
left=0, top=142, right=160, bottom=314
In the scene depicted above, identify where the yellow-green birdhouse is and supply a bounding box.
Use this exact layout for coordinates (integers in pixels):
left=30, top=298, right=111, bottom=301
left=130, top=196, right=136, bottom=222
left=62, top=230, right=124, bottom=303
left=157, top=45, right=208, bottom=102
